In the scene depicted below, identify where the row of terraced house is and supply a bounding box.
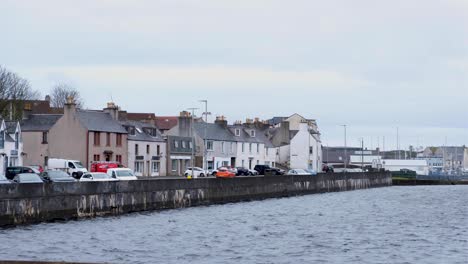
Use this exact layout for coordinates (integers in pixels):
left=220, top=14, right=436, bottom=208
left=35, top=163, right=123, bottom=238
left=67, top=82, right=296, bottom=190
left=5, top=96, right=323, bottom=176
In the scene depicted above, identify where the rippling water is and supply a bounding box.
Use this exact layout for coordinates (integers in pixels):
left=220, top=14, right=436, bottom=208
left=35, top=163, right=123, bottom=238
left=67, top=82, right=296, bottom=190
left=1, top=186, right=467, bottom=264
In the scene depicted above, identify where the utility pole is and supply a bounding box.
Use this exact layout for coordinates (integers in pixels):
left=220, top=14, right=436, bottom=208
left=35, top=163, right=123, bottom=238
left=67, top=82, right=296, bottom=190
left=396, top=127, right=400, bottom=159
left=187, top=107, right=199, bottom=178
left=361, top=137, right=364, bottom=171
left=341, top=125, right=347, bottom=171
left=199, top=100, right=210, bottom=172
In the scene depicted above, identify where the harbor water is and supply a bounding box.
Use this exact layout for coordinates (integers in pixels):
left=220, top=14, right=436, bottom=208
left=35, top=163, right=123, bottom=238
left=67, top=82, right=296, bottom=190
left=0, top=186, right=466, bottom=264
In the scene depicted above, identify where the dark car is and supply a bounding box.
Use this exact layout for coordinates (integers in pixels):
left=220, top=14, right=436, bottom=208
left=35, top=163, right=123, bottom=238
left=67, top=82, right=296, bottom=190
left=236, top=167, right=250, bottom=176
left=40, top=170, right=77, bottom=183
left=254, top=165, right=284, bottom=175
left=6, top=166, right=40, bottom=180
left=12, top=173, right=44, bottom=184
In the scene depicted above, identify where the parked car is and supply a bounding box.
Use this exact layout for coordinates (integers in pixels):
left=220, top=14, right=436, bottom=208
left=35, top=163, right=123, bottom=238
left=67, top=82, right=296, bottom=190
left=236, top=167, right=250, bottom=176
left=12, top=173, right=44, bottom=184
left=28, top=165, right=44, bottom=173
left=90, top=161, right=121, bottom=173
left=254, top=165, right=284, bottom=175
left=0, top=174, right=11, bottom=184
left=40, top=170, right=77, bottom=183
left=80, top=172, right=118, bottom=182
left=288, top=169, right=311, bottom=175
left=5, top=166, right=40, bottom=180
left=47, top=158, right=88, bottom=179
left=107, top=168, right=138, bottom=181
left=305, top=169, right=318, bottom=175
left=249, top=169, right=259, bottom=176
left=215, top=167, right=235, bottom=178
left=184, top=167, right=207, bottom=178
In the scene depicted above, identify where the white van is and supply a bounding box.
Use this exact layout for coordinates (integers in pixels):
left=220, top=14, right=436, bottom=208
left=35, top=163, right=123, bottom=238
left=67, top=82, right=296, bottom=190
left=47, top=158, right=88, bottom=178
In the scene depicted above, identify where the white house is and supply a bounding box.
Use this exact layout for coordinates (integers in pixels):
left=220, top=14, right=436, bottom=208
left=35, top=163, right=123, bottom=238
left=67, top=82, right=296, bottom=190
left=122, top=120, right=166, bottom=177
left=289, top=122, right=322, bottom=171
left=0, top=120, right=23, bottom=174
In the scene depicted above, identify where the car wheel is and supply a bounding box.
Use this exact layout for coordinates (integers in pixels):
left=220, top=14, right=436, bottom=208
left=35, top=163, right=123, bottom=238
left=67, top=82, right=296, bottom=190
left=200, top=173, right=205, bottom=177
left=212, top=172, right=217, bottom=176
left=72, top=172, right=78, bottom=179
left=248, top=172, right=252, bottom=176
left=184, top=173, right=188, bottom=177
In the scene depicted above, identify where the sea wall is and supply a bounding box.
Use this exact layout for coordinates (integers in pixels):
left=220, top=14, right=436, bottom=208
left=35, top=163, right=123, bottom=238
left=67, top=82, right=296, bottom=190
left=0, top=172, right=391, bottom=227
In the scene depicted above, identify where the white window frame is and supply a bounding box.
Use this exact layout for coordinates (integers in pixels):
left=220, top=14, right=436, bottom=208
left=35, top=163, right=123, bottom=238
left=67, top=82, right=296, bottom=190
left=235, top=129, right=241, bottom=136
left=207, top=140, right=214, bottom=151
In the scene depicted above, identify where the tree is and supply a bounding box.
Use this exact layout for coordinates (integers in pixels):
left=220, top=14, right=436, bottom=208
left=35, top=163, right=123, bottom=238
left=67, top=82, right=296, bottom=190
left=0, top=65, right=40, bottom=120
left=50, top=83, right=84, bottom=109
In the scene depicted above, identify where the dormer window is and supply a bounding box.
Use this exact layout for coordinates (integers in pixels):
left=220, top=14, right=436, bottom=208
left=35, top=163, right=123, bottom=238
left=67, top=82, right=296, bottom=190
left=250, top=130, right=255, bottom=137
left=0, top=131, right=4, bottom=149
left=126, top=126, right=136, bottom=135
left=234, top=129, right=241, bottom=136
left=144, top=127, right=157, bottom=137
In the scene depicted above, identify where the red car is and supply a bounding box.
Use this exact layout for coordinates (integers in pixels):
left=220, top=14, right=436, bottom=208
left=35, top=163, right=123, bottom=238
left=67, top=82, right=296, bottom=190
left=215, top=167, right=235, bottom=178
left=90, top=162, right=121, bottom=173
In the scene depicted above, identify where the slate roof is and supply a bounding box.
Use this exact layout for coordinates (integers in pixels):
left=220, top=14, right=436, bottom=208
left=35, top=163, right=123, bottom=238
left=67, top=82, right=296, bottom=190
left=193, top=122, right=236, bottom=142
left=5, top=134, right=14, bottom=142
left=120, top=120, right=165, bottom=142
left=155, top=116, right=178, bottom=130
left=76, top=110, right=127, bottom=134
left=20, top=114, right=62, bottom=132
left=228, top=125, right=274, bottom=147
left=267, top=116, right=287, bottom=126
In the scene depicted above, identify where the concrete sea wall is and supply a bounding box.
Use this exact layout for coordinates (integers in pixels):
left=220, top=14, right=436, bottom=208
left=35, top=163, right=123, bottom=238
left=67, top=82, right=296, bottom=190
left=0, top=172, right=391, bottom=227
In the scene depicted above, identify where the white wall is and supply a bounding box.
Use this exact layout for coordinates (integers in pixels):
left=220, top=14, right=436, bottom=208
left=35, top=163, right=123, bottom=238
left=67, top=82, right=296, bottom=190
left=235, top=141, right=266, bottom=169
left=289, top=123, right=321, bottom=171
left=127, top=140, right=166, bottom=176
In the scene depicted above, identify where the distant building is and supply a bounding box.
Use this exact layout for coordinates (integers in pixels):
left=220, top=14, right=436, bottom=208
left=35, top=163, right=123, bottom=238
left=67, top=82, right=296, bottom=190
left=422, top=146, right=468, bottom=173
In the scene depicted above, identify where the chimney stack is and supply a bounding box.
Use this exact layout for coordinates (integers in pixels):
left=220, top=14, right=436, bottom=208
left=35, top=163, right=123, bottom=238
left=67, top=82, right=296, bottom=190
left=103, top=102, right=120, bottom=120
left=215, top=116, right=228, bottom=127
left=178, top=111, right=192, bottom=137
left=64, top=96, right=77, bottom=117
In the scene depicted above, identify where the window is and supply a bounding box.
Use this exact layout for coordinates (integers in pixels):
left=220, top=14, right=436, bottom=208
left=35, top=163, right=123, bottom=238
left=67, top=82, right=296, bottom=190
left=116, top=155, right=122, bottom=164
left=116, top=134, right=122, bottom=146
left=242, top=160, right=245, bottom=167
left=93, top=154, right=100, bottom=161
left=94, top=132, right=101, bottom=146
left=135, top=144, right=139, bottom=155
left=256, top=143, right=259, bottom=153
left=249, top=143, right=252, bottom=153
left=266, top=148, right=269, bottom=155
left=242, top=143, right=245, bottom=153
left=152, top=162, right=160, bottom=173
left=127, top=126, right=136, bottom=135
left=174, top=140, right=179, bottom=148
left=157, top=145, right=160, bottom=155
left=231, top=142, right=234, bottom=153
left=309, top=147, right=313, bottom=155
left=250, top=130, right=255, bottom=137
left=15, top=132, right=19, bottom=150
left=221, top=142, right=225, bottom=153
left=189, top=141, right=193, bottom=149
left=182, top=141, right=186, bottom=148
left=207, top=141, right=214, bottom=151
left=257, top=160, right=259, bottom=165
left=235, top=129, right=241, bottom=136
left=172, top=160, right=178, bottom=171
left=106, top=133, right=111, bottom=146
left=134, top=161, right=144, bottom=173
left=42, top=131, right=48, bottom=144
left=146, top=145, right=150, bottom=154
left=0, top=132, right=4, bottom=149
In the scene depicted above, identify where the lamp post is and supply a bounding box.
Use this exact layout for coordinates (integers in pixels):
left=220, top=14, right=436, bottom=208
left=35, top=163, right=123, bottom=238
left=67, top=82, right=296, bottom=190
left=199, top=100, right=211, bottom=172
left=187, top=107, right=199, bottom=178
left=341, top=125, right=347, bottom=171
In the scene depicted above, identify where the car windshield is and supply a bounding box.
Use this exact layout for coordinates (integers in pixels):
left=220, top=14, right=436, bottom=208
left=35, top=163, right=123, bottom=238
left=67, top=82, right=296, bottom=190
left=19, top=174, right=42, bottom=182
left=48, top=171, right=71, bottom=179
left=295, top=169, right=308, bottom=174
left=74, top=162, right=84, bottom=168
left=116, top=170, right=135, bottom=177
left=93, top=173, right=110, bottom=179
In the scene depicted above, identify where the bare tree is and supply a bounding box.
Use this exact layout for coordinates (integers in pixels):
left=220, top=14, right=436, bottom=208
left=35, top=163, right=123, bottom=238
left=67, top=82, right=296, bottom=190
left=0, top=65, right=40, bottom=120
left=50, top=83, right=84, bottom=108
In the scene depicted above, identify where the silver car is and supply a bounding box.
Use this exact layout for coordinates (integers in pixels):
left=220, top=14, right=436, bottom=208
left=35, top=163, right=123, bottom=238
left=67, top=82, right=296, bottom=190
left=13, top=173, right=44, bottom=183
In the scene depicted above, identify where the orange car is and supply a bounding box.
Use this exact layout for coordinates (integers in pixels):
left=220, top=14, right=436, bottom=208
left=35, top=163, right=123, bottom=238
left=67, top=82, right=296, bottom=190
left=215, top=167, right=236, bottom=178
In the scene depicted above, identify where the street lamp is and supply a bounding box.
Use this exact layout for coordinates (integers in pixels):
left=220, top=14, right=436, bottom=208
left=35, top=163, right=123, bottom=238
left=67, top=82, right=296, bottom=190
left=187, top=107, right=199, bottom=178
left=341, top=125, right=347, bottom=171
left=199, top=100, right=211, bottom=171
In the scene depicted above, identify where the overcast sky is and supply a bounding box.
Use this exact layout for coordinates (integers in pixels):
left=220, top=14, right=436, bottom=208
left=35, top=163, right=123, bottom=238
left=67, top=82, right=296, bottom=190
left=2, top=0, right=467, bottom=149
